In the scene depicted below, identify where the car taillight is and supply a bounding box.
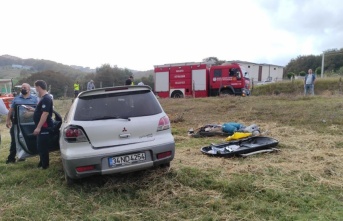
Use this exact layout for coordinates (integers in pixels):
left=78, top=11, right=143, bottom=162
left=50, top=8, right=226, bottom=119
left=157, top=151, right=172, bottom=159
left=157, top=116, right=170, bottom=131
left=76, top=165, right=95, bottom=172
left=63, top=126, right=88, bottom=143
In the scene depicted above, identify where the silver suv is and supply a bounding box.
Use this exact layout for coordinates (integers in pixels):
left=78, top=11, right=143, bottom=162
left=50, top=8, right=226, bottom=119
left=60, top=86, right=175, bottom=184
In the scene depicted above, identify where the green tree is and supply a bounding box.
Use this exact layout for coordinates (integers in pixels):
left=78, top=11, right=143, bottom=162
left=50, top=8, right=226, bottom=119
left=287, top=72, right=295, bottom=79
left=202, top=57, right=225, bottom=65
left=94, top=64, right=133, bottom=87
left=284, top=55, right=321, bottom=78
left=140, top=75, right=154, bottom=89
left=18, top=70, right=74, bottom=98
left=299, top=71, right=306, bottom=76
left=284, top=48, right=343, bottom=78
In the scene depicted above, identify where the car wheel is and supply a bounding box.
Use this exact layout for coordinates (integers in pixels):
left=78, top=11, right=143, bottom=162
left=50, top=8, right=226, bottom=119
left=64, top=171, right=75, bottom=185
left=160, top=162, right=171, bottom=172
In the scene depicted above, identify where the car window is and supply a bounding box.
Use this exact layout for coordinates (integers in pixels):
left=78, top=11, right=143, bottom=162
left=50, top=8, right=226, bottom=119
left=18, top=105, right=34, bottom=123
left=74, top=90, right=162, bottom=121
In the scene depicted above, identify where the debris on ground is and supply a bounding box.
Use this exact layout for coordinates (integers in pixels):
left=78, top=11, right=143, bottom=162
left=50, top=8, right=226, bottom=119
left=201, top=136, right=279, bottom=158
left=188, top=122, right=261, bottom=138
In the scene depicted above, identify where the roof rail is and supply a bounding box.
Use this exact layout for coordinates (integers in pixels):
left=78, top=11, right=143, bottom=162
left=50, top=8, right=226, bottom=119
left=154, top=62, right=210, bottom=68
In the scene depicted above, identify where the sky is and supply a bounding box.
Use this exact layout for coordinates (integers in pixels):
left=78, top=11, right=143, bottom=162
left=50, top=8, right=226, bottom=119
left=1, top=0, right=343, bottom=71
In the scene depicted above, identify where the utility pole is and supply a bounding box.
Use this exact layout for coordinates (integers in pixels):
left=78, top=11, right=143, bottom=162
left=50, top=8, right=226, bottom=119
left=321, top=52, right=324, bottom=78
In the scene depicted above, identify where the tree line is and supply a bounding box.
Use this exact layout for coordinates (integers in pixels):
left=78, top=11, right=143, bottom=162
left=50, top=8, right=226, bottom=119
left=9, top=50, right=343, bottom=98
left=17, top=64, right=154, bottom=98
left=284, top=48, right=343, bottom=78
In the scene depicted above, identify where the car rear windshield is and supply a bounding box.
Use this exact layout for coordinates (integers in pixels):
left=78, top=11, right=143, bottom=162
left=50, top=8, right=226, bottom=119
left=74, top=90, right=163, bottom=121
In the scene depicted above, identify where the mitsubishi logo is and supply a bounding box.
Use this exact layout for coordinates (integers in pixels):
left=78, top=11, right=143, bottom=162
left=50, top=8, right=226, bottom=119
left=122, top=127, right=127, bottom=132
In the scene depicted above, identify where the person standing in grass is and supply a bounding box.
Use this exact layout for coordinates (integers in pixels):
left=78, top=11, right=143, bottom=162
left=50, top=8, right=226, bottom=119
left=33, top=80, right=53, bottom=169
left=5, top=83, right=38, bottom=164
left=304, top=69, right=316, bottom=95
left=87, top=80, right=95, bottom=90
left=125, top=76, right=134, bottom=85
left=74, top=81, right=80, bottom=97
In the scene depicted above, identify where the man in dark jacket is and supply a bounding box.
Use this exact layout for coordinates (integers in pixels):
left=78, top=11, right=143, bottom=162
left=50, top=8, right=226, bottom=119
left=33, top=80, right=53, bottom=169
left=125, top=76, right=134, bottom=85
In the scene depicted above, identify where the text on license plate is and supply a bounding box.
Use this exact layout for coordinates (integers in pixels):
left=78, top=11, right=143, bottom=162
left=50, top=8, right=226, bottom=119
left=109, top=153, right=146, bottom=167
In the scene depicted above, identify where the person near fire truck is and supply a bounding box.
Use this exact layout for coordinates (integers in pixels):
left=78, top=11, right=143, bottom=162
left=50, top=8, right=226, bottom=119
left=87, top=80, right=95, bottom=90
left=74, top=81, right=80, bottom=97
left=125, top=76, right=134, bottom=85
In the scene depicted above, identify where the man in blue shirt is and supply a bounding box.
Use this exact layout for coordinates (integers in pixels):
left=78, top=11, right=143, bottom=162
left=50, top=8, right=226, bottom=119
left=304, top=69, right=316, bottom=95
left=5, top=83, right=38, bottom=164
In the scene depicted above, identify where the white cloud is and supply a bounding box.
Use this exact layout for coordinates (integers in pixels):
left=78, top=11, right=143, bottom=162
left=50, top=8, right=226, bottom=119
left=1, top=0, right=343, bottom=70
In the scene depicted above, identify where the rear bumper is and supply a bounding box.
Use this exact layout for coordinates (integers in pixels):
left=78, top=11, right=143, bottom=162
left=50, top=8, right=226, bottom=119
left=62, top=142, right=175, bottom=179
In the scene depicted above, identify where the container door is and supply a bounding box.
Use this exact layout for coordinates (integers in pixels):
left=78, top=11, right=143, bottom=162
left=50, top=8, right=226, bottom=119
left=192, top=69, right=206, bottom=90
left=155, top=71, right=169, bottom=92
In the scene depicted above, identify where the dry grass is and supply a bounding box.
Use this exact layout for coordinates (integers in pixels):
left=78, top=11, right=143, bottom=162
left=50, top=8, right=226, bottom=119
left=160, top=95, right=343, bottom=192
left=1, top=94, right=343, bottom=220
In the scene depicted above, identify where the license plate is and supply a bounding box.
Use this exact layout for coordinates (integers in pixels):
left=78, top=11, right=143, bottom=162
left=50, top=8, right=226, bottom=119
left=109, top=153, right=146, bottom=167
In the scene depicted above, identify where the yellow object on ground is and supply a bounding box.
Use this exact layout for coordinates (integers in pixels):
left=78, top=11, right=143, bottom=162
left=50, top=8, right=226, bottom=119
left=225, top=132, right=252, bottom=141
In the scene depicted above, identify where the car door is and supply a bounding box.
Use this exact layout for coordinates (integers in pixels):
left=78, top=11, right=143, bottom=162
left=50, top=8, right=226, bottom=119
left=13, top=104, right=62, bottom=159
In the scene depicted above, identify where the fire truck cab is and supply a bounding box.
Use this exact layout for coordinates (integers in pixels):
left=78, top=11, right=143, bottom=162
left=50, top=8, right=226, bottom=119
left=154, top=62, right=250, bottom=98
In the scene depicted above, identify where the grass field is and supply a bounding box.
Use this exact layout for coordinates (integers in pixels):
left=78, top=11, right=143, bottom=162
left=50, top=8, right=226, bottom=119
left=1, top=85, right=343, bottom=220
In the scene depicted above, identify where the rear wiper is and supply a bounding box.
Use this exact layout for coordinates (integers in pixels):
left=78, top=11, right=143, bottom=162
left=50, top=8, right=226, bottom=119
left=92, top=116, right=131, bottom=121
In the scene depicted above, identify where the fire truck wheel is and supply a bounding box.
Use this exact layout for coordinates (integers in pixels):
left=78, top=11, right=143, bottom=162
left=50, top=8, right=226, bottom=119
left=220, top=89, right=234, bottom=96
left=171, top=91, right=183, bottom=98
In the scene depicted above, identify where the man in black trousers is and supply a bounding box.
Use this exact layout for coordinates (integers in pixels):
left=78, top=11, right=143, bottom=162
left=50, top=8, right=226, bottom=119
left=32, top=80, right=53, bottom=169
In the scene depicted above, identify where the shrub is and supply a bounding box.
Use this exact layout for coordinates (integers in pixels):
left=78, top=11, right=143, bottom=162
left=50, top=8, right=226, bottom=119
left=299, top=71, right=306, bottom=76
left=287, top=72, right=295, bottom=79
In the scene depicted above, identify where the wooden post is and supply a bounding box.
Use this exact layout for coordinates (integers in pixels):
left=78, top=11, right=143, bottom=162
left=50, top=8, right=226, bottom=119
left=64, top=85, right=68, bottom=97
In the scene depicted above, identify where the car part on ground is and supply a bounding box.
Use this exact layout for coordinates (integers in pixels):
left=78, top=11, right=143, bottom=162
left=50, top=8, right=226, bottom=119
left=188, top=122, right=260, bottom=138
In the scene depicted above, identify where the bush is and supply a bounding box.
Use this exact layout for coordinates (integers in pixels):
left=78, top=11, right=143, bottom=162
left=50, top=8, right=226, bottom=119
left=299, top=71, right=306, bottom=76
left=287, top=72, right=295, bottom=79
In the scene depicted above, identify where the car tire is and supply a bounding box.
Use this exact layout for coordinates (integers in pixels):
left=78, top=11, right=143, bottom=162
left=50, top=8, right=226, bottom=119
left=161, top=162, right=171, bottom=168
left=64, top=171, right=75, bottom=185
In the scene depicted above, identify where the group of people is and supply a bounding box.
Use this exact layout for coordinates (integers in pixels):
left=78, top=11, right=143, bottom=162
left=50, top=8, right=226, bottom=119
left=5, top=80, right=53, bottom=170
left=73, top=76, right=144, bottom=97
left=125, top=76, right=144, bottom=86
left=73, top=80, right=95, bottom=98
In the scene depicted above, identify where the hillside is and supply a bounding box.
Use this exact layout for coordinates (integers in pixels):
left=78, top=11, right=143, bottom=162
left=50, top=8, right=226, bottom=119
left=0, top=54, right=92, bottom=80
left=131, top=69, right=154, bottom=78
left=0, top=55, right=155, bottom=82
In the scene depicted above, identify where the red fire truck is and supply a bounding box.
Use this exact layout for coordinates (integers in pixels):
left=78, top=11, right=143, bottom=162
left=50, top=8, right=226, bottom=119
left=154, top=62, right=251, bottom=98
